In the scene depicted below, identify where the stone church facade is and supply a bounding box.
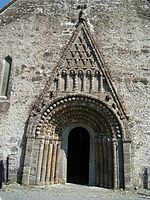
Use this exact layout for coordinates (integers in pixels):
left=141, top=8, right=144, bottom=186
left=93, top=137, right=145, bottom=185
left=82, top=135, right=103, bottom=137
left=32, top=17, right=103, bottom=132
left=0, top=0, right=150, bottom=189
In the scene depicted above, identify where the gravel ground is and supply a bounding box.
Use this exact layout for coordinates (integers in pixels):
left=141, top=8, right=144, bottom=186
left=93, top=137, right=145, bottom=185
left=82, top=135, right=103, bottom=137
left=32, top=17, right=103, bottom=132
left=0, top=184, right=150, bottom=200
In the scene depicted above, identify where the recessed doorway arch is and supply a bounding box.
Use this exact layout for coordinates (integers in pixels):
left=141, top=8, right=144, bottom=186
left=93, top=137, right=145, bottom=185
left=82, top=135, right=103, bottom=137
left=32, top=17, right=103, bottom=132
left=60, top=123, right=96, bottom=186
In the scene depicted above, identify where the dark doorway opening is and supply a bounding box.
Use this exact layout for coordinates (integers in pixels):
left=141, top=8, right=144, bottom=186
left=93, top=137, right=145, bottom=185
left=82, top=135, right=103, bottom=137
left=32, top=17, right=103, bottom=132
left=67, top=127, right=90, bottom=185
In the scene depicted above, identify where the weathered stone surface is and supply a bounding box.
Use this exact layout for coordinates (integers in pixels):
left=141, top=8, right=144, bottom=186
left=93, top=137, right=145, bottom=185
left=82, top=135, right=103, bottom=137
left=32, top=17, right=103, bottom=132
left=0, top=0, right=149, bottom=188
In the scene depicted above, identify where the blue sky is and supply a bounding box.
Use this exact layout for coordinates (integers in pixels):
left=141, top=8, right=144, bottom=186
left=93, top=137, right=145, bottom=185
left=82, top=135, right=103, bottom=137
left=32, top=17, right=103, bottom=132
left=0, top=0, right=11, bottom=8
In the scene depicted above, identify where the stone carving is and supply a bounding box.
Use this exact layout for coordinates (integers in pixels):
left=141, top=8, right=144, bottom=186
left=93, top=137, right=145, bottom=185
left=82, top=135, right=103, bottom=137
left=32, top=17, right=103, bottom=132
left=53, top=69, right=103, bottom=93
left=35, top=95, right=122, bottom=139
left=22, top=18, right=130, bottom=189
left=37, top=19, right=128, bottom=121
left=51, top=27, right=104, bottom=94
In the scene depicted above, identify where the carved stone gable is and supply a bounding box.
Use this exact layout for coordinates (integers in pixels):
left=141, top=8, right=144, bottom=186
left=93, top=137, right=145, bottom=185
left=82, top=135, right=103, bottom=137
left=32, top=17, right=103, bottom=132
left=62, top=27, right=100, bottom=70
left=36, top=20, right=128, bottom=121
left=49, top=22, right=105, bottom=94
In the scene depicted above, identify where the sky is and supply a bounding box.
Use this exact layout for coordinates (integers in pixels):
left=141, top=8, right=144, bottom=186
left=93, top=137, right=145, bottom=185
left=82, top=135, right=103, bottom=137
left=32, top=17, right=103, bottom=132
left=0, top=0, right=11, bottom=8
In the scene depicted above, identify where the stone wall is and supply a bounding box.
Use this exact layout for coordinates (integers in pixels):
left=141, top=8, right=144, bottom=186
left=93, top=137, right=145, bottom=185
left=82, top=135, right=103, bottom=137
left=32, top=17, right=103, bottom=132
left=0, top=0, right=150, bottom=187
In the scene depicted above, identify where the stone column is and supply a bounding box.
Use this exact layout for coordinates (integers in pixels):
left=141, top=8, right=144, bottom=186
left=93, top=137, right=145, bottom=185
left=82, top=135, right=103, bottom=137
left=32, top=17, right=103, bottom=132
left=73, top=73, right=78, bottom=91
left=112, top=139, right=118, bottom=188
left=82, top=72, right=86, bottom=92
left=55, top=140, right=61, bottom=184
left=100, top=73, right=104, bottom=93
left=91, top=73, right=95, bottom=92
left=50, top=141, right=57, bottom=184
left=45, top=139, right=53, bottom=183
left=36, top=136, right=45, bottom=185
left=40, top=138, right=49, bottom=183
left=66, top=73, right=69, bottom=92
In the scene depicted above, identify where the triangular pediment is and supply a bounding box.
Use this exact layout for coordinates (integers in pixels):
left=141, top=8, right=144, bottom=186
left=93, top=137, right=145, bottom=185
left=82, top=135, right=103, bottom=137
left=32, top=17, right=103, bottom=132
left=61, top=27, right=101, bottom=70
left=41, top=20, right=128, bottom=120
left=54, top=22, right=103, bottom=73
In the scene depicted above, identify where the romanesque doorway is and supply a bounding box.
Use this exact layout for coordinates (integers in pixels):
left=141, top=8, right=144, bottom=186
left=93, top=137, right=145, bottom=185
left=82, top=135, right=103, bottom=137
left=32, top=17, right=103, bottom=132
left=23, top=95, right=129, bottom=189
left=22, top=14, right=131, bottom=188
left=67, top=127, right=90, bottom=185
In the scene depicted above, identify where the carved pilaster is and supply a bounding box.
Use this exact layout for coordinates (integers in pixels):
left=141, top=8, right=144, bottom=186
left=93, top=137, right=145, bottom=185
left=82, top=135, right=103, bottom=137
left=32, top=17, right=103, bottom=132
left=40, top=139, right=49, bottom=183
left=100, top=73, right=104, bottom=93
left=73, top=73, right=78, bottom=91
left=46, top=140, right=53, bottom=183
left=36, top=137, right=45, bottom=185
left=91, top=73, right=95, bottom=92
left=112, top=139, right=118, bottom=188
left=50, top=141, right=57, bottom=184
left=55, top=141, right=61, bottom=184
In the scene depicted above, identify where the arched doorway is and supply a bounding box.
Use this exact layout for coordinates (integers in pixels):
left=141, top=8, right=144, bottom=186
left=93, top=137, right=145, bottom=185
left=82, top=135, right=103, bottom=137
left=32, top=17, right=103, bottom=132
left=67, top=127, right=90, bottom=185
left=23, top=95, right=129, bottom=189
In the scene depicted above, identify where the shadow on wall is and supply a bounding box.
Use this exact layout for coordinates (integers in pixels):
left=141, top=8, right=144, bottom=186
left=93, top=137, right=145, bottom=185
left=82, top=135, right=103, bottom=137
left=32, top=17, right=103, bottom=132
left=143, top=167, right=149, bottom=189
left=118, top=136, right=125, bottom=189
left=140, top=167, right=149, bottom=189
left=17, top=118, right=29, bottom=184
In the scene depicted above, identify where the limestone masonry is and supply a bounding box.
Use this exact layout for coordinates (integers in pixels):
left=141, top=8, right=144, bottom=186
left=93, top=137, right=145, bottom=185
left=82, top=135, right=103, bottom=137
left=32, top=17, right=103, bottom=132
left=0, top=0, right=150, bottom=189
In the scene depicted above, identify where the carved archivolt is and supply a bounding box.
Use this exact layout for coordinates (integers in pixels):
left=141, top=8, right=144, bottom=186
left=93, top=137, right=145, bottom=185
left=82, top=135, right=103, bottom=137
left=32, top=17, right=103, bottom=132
left=35, top=95, right=123, bottom=140
left=24, top=95, right=124, bottom=187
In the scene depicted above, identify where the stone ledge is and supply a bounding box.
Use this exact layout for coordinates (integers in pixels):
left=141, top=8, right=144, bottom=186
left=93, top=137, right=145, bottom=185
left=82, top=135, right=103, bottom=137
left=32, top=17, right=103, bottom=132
left=0, top=96, right=10, bottom=112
